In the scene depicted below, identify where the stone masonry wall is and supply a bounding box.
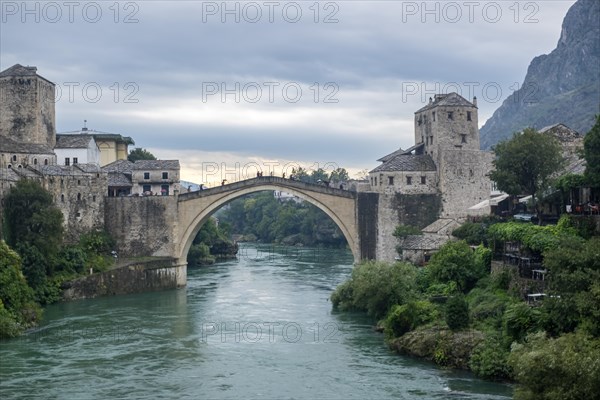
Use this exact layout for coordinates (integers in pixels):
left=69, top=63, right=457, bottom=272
left=376, top=192, right=441, bottom=262
left=0, top=75, right=56, bottom=147
left=62, top=260, right=186, bottom=301
left=104, top=196, right=179, bottom=258
left=43, top=171, right=107, bottom=241
left=438, top=149, right=493, bottom=218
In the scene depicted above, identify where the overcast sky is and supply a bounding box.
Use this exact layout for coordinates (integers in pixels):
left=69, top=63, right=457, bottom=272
left=1, top=0, right=576, bottom=184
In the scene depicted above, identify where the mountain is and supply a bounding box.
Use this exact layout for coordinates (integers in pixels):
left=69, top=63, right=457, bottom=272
left=480, top=0, right=600, bottom=149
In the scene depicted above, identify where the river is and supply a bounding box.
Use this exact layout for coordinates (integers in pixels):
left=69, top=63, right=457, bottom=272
left=0, top=244, right=512, bottom=399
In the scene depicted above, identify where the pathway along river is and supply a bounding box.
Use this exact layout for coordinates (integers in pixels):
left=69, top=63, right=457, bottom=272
left=0, top=244, right=512, bottom=399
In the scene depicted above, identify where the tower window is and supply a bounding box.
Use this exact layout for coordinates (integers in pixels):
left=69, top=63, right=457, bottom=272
left=447, top=112, right=453, bottom=120
left=44, top=159, right=48, bottom=165
left=467, top=111, right=472, bottom=121
left=406, top=176, right=412, bottom=185
left=432, top=112, right=436, bottom=121
left=12, top=155, right=16, bottom=162
left=33, top=158, right=38, bottom=165
left=77, top=193, right=81, bottom=201
left=461, top=134, right=467, bottom=143
left=388, top=176, right=394, bottom=186
left=421, top=176, right=426, bottom=184
left=430, top=136, right=433, bottom=144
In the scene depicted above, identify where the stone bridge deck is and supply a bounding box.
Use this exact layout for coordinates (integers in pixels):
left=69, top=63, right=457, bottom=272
left=178, top=176, right=356, bottom=201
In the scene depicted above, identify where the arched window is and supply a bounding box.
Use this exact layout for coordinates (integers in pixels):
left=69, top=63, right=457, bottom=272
left=12, top=155, right=17, bottom=162
left=61, top=194, right=65, bottom=202
left=77, top=193, right=82, bottom=201
left=7, top=164, right=11, bottom=169
left=44, top=159, right=48, bottom=165
left=17, top=165, right=22, bottom=169
left=33, top=158, right=38, bottom=165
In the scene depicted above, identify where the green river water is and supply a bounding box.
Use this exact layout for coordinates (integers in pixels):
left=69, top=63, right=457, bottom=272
left=0, top=244, right=513, bottom=399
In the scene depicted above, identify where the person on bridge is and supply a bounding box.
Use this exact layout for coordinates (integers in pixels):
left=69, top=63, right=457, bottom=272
left=282, top=173, right=286, bottom=179
left=221, top=179, right=227, bottom=186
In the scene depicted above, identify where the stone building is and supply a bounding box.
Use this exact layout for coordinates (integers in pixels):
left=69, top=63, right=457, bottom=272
left=57, top=127, right=134, bottom=166
left=102, top=159, right=181, bottom=196
left=54, top=134, right=101, bottom=166
left=0, top=64, right=146, bottom=241
left=368, top=92, right=494, bottom=263
left=0, top=64, right=56, bottom=148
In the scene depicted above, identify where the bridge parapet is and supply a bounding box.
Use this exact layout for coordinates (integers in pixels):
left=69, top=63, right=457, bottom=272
left=178, top=176, right=355, bottom=201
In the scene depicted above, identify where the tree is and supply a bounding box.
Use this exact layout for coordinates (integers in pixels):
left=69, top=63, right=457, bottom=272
left=3, top=179, right=63, bottom=257
left=508, top=332, right=600, bottom=400
left=426, top=240, right=485, bottom=293
left=128, top=147, right=157, bottom=162
left=583, top=115, right=600, bottom=188
left=445, top=294, right=470, bottom=331
left=329, top=167, right=350, bottom=182
left=0, top=241, right=41, bottom=338
left=489, top=128, right=564, bottom=222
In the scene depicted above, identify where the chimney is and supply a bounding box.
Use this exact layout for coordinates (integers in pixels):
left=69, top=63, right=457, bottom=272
left=429, top=97, right=433, bottom=104
left=473, top=96, right=478, bottom=107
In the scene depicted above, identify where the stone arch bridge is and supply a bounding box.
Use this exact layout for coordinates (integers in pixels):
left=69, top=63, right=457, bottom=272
left=105, top=177, right=379, bottom=284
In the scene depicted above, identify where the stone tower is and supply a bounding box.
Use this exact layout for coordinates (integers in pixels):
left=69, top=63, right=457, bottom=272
left=414, top=92, right=492, bottom=217
left=414, top=92, right=480, bottom=163
left=0, top=64, right=56, bottom=148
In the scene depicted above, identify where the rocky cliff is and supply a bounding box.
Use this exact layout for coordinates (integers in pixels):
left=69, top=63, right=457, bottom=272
left=480, top=0, right=600, bottom=149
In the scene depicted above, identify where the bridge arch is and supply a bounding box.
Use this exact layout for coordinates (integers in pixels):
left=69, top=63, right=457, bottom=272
left=176, top=178, right=359, bottom=265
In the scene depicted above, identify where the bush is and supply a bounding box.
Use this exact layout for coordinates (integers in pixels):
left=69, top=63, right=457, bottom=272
left=503, top=302, right=542, bottom=344
left=427, top=241, right=484, bottom=293
left=509, top=332, right=600, bottom=400
left=79, top=230, right=115, bottom=256
left=445, top=294, right=469, bottom=331
left=331, top=261, right=418, bottom=318
left=187, top=243, right=215, bottom=267
left=384, top=300, right=439, bottom=338
left=467, top=288, right=514, bottom=330
left=469, top=336, right=512, bottom=380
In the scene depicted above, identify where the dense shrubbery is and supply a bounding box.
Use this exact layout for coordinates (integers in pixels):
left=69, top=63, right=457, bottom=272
left=332, top=216, right=600, bottom=389
left=384, top=300, right=438, bottom=338
left=445, top=294, right=470, bottom=331
left=0, top=241, right=42, bottom=338
left=424, top=241, right=490, bottom=293
left=509, top=332, right=600, bottom=400
left=331, top=261, right=418, bottom=318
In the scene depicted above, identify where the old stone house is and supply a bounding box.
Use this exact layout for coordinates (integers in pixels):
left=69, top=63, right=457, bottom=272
left=368, top=93, right=494, bottom=263
left=0, top=63, right=180, bottom=242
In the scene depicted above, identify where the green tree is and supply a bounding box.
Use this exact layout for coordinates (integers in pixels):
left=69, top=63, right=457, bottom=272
left=509, top=332, right=600, bottom=400
left=583, top=114, right=600, bottom=188
left=0, top=241, right=41, bottom=338
left=331, top=261, right=418, bottom=318
left=3, top=180, right=63, bottom=258
left=329, top=167, right=350, bottom=182
left=445, top=294, right=470, bottom=331
left=426, top=240, right=484, bottom=293
left=489, top=128, right=564, bottom=222
left=128, top=147, right=157, bottom=162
